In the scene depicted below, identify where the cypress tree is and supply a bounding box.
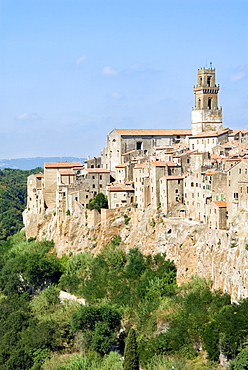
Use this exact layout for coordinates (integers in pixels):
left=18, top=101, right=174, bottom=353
left=123, top=327, right=139, bottom=370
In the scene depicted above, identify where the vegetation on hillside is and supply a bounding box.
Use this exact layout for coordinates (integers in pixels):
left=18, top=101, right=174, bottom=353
left=0, top=167, right=42, bottom=240
left=0, top=232, right=247, bottom=369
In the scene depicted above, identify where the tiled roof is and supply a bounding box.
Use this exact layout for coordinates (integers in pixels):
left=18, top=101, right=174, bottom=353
left=213, top=201, right=227, bottom=208
left=151, top=161, right=178, bottom=167
left=122, top=150, right=136, bottom=156
left=229, top=129, right=248, bottom=137
left=175, top=150, right=197, bottom=157
left=108, top=184, right=134, bottom=192
left=84, top=156, right=101, bottom=162
left=45, top=161, right=83, bottom=168
left=163, top=175, right=185, bottom=180
left=85, top=168, right=110, bottom=173
left=58, top=169, right=75, bottom=175
left=115, top=163, right=129, bottom=168
left=115, top=129, right=192, bottom=136
left=211, top=154, right=223, bottom=160
left=134, top=163, right=147, bottom=169
left=34, top=173, right=44, bottom=178
left=204, top=170, right=220, bottom=176
left=190, top=128, right=229, bottom=138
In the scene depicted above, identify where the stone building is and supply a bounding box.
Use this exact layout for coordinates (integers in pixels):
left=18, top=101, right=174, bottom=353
left=25, top=66, right=248, bottom=232
left=101, top=129, right=192, bottom=173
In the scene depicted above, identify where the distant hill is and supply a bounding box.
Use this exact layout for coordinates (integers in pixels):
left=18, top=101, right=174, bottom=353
left=0, top=157, right=86, bottom=170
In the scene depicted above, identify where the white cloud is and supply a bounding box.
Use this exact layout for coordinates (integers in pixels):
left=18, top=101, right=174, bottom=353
left=231, top=65, right=248, bottom=82
left=231, top=71, right=246, bottom=82
left=109, top=92, right=123, bottom=99
left=17, top=113, right=40, bottom=121
left=102, top=66, right=118, bottom=76
left=76, top=55, right=86, bottom=66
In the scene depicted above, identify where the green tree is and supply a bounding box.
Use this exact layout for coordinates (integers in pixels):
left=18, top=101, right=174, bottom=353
left=234, top=348, right=248, bottom=369
left=86, top=192, right=108, bottom=213
left=123, top=328, right=139, bottom=370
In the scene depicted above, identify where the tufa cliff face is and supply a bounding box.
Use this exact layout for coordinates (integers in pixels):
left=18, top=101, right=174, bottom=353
left=23, top=206, right=248, bottom=302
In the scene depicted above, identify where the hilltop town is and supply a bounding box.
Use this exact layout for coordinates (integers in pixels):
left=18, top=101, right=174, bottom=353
left=25, top=67, right=248, bottom=232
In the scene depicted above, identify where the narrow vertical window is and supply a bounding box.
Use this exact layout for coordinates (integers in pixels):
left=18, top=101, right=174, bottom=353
left=208, top=98, right=212, bottom=109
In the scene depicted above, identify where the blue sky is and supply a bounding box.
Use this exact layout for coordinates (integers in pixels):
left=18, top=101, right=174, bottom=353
left=1, top=0, right=248, bottom=159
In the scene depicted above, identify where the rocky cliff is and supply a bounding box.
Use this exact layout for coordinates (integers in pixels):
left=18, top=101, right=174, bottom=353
left=23, top=206, right=248, bottom=302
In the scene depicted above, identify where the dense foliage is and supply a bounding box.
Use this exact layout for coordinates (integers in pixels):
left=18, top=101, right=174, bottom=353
left=0, top=167, right=42, bottom=240
left=86, top=192, right=108, bottom=213
left=0, top=232, right=247, bottom=369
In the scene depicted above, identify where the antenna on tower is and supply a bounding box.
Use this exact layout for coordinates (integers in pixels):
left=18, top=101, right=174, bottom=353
left=210, top=61, right=212, bottom=69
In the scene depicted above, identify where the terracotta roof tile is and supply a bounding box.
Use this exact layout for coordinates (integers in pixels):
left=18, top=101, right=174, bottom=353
left=108, top=184, right=134, bottom=192
left=115, top=129, right=192, bottom=136
left=190, top=128, right=229, bottom=138
left=85, top=168, right=110, bottom=173
left=58, top=169, right=75, bottom=175
left=84, top=156, right=101, bottom=162
left=45, top=161, right=83, bottom=168
left=34, top=173, right=44, bottom=178
left=163, top=175, right=185, bottom=180
left=151, top=161, right=178, bottom=167
left=115, top=163, right=129, bottom=168
left=122, top=150, right=137, bottom=156
left=213, top=201, right=227, bottom=207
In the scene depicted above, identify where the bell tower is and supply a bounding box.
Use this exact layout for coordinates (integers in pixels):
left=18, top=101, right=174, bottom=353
left=191, top=67, right=222, bottom=135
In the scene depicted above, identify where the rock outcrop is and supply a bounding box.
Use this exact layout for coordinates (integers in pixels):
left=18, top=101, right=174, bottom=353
left=23, top=206, right=248, bottom=302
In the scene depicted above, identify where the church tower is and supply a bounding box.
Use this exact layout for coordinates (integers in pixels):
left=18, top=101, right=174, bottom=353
left=191, top=67, right=223, bottom=135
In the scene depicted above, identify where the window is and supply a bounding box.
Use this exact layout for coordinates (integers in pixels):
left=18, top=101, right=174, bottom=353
left=185, top=193, right=187, bottom=198
left=75, top=197, right=78, bottom=201
left=86, top=195, right=88, bottom=199
left=245, top=168, right=248, bottom=174
left=92, top=184, right=95, bottom=188
left=100, top=175, right=102, bottom=180
left=216, top=195, right=219, bottom=200
left=136, top=142, right=143, bottom=150
left=192, top=193, right=194, bottom=198
left=240, top=187, right=242, bottom=193
left=175, top=189, right=178, bottom=193
left=191, top=182, right=194, bottom=187
left=234, top=193, right=238, bottom=199
left=187, top=158, right=190, bottom=163
left=178, top=180, right=181, bottom=184
left=208, top=98, right=212, bottom=109
left=228, top=180, right=231, bottom=186
left=192, top=144, right=194, bottom=149
left=92, top=175, right=95, bottom=179
left=100, top=184, right=102, bottom=188
left=207, top=76, right=211, bottom=86
left=239, top=169, right=242, bottom=174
